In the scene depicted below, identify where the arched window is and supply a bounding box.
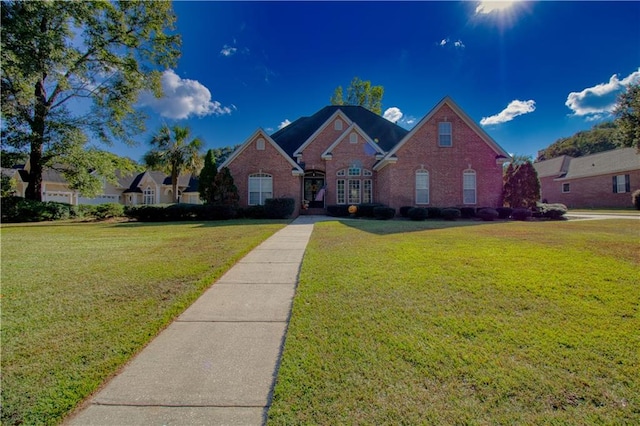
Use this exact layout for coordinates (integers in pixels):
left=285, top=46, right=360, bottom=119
left=463, top=170, right=476, bottom=204
left=143, top=186, right=155, bottom=205
left=416, top=170, right=429, bottom=204
left=248, top=173, right=272, bottom=205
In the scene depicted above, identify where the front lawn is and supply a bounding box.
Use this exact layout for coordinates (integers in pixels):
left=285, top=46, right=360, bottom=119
left=1, top=220, right=287, bottom=426
left=269, top=219, right=639, bottom=424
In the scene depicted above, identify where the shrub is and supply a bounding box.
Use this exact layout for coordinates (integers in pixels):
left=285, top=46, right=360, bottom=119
left=264, top=198, right=295, bottom=219
left=441, top=208, right=461, bottom=221
left=536, top=202, right=567, bottom=220
left=94, top=203, right=124, bottom=219
left=459, top=207, right=476, bottom=219
left=511, top=208, right=532, bottom=221
left=632, top=189, right=640, bottom=210
left=399, top=206, right=413, bottom=218
left=408, top=207, right=428, bottom=221
left=426, top=207, right=442, bottom=219
left=200, top=204, right=237, bottom=220
left=0, top=197, right=75, bottom=222
left=496, top=207, right=513, bottom=219
left=355, top=203, right=385, bottom=218
left=241, top=205, right=267, bottom=219
left=373, top=206, right=396, bottom=220
left=326, top=204, right=350, bottom=217
left=477, top=208, right=499, bottom=221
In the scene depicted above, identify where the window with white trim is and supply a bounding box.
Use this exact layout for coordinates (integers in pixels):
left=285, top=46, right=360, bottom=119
left=348, top=179, right=361, bottom=204
left=613, top=174, right=630, bottom=193
left=337, top=179, right=345, bottom=204
left=334, top=119, right=343, bottom=131
left=256, top=138, right=265, bottom=150
left=463, top=170, right=476, bottom=204
left=350, top=132, right=358, bottom=144
left=439, top=122, right=452, bottom=147
left=416, top=170, right=429, bottom=204
left=348, top=164, right=361, bottom=176
left=143, top=186, right=155, bottom=205
left=363, top=179, right=372, bottom=203
left=248, top=173, right=272, bottom=205
left=337, top=169, right=346, bottom=177
left=562, top=183, right=570, bottom=193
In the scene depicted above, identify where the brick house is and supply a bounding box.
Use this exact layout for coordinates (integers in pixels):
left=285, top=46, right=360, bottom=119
left=221, top=97, right=510, bottom=216
left=533, top=147, right=640, bottom=208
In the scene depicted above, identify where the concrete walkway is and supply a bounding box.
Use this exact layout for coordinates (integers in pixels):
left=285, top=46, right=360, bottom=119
left=66, top=216, right=324, bottom=426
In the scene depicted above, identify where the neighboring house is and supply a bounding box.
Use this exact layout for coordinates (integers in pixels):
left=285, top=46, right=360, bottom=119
left=221, top=96, right=510, bottom=216
left=533, top=147, right=640, bottom=208
left=4, top=161, right=202, bottom=206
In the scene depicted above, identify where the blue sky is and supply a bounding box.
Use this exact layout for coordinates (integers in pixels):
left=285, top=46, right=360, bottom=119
left=116, top=1, right=640, bottom=162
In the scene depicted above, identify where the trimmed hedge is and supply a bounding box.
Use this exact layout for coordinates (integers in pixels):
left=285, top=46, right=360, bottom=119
left=400, top=206, right=413, bottom=218
left=535, top=202, right=567, bottom=220
left=408, top=207, right=428, bottom=221
left=373, top=206, right=396, bottom=220
left=441, top=208, right=461, bottom=221
left=511, top=208, right=532, bottom=221
left=238, top=205, right=267, bottom=219
left=632, top=189, right=640, bottom=210
left=477, top=208, right=499, bottom=221
left=426, top=207, right=442, bottom=219
left=355, top=203, right=386, bottom=218
left=496, top=207, right=513, bottom=219
left=326, top=204, right=350, bottom=217
left=264, top=198, right=295, bottom=219
left=459, top=207, right=476, bottom=219
left=125, top=203, right=237, bottom=222
left=1, top=197, right=76, bottom=222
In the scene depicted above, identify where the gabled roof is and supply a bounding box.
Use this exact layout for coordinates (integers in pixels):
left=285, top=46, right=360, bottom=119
left=320, top=122, right=386, bottom=160
left=379, top=97, right=510, bottom=167
left=553, top=148, right=640, bottom=181
left=220, top=128, right=305, bottom=175
left=270, top=105, right=409, bottom=159
left=533, top=155, right=572, bottom=178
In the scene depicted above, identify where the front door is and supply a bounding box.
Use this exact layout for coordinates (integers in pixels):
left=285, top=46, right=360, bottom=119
left=304, top=175, right=325, bottom=209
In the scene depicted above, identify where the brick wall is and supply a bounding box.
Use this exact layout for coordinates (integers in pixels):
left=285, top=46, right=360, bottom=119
left=381, top=104, right=504, bottom=209
left=540, top=170, right=640, bottom=208
left=225, top=133, right=301, bottom=215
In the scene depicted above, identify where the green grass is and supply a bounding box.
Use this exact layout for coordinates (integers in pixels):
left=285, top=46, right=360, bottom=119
left=269, top=219, right=640, bottom=425
left=1, top=219, right=287, bottom=426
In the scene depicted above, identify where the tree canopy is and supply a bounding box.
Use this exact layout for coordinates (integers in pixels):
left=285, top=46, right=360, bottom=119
left=330, top=77, right=384, bottom=115
left=614, top=83, right=640, bottom=151
left=143, top=125, right=203, bottom=203
left=1, top=0, right=180, bottom=200
left=536, top=122, right=619, bottom=161
left=503, top=160, right=540, bottom=209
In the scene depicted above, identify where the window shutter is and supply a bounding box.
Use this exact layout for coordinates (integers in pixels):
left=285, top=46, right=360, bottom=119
left=612, top=176, right=617, bottom=193
left=625, top=174, right=630, bottom=193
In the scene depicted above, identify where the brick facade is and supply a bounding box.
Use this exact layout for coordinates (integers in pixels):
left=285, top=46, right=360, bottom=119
left=223, top=98, right=510, bottom=217
left=540, top=171, right=640, bottom=208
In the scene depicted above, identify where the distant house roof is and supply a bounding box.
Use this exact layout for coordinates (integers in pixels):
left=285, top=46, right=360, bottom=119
left=534, top=148, right=640, bottom=180
left=270, top=105, right=409, bottom=158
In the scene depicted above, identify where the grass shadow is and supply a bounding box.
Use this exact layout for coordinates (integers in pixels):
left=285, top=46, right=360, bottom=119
left=329, top=217, right=511, bottom=235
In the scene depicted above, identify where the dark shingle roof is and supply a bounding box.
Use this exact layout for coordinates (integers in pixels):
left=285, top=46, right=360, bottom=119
left=270, top=105, right=409, bottom=158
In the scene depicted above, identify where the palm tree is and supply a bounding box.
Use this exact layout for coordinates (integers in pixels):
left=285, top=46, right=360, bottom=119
left=144, top=125, right=203, bottom=203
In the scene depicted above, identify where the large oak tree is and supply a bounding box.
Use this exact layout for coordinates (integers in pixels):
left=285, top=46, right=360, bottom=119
left=1, top=0, right=180, bottom=200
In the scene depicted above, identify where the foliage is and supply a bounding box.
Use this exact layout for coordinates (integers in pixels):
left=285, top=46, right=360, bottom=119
left=459, top=207, right=476, bottom=218
left=124, top=203, right=237, bottom=222
left=511, top=208, right=532, bottom=221
left=399, top=206, right=413, bottom=218
left=355, top=203, right=386, bottom=218
left=239, top=204, right=267, bottom=219
left=330, top=77, right=384, bottom=115
left=408, top=207, right=428, bottom=221
left=441, top=208, right=461, bottom=221
left=1, top=1, right=180, bottom=200
left=373, top=206, right=396, bottom=220
left=537, top=122, right=619, bottom=160
left=269, top=219, right=639, bottom=424
left=426, top=207, right=442, bottom=218
left=198, top=149, right=218, bottom=204
left=1, top=196, right=76, bottom=222
left=503, top=160, right=541, bottom=209
left=496, top=207, right=513, bottom=219
left=144, top=125, right=203, bottom=203
left=326, top=204, right=350, bottom=217
left=633, top=189, right=640, bottom=210
left=1, top=173, right=17, bottom=197
left=477, top=207, right=499, bottom=221
left=1, top=220, right=285, bottom=425
left=614, top=83, right=640, bottom=150
left=212, top=167, right=240, bottom=206
left=209, top=144, right=241, bottom=165
left=0, top=150, right=28, bottom=168
left=264, top=198, right=296, bottom=219
left=535, top=202, right=568, bottom=220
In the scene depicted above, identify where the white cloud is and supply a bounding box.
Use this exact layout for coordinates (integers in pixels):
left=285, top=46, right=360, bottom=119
left=278, top=119, right=291, bottom=130
left=138, top=69, right=232, bottom=120
left=480, top=99, right=536, bottom=126
left=454, top=40, right=465, bottom=48
left=220, top=45, right=237, bottom=57
left=440, top=38, right=448, bottom=47
left=565, top=69, right=640, bottom=118
left=438, top=38, right=465, bottom=49
left=383, top=107, right=403, bottom=123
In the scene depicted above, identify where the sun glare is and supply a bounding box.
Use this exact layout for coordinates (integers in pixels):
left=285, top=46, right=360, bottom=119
left=473, top=1, right=527, bottom=29
left=475, top=1, right=518, bottom=15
